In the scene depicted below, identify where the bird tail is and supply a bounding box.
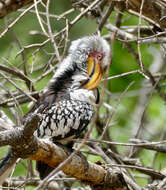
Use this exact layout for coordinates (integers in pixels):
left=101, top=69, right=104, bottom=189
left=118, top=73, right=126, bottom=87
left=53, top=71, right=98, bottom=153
left=0, top=151, right=17, bottom=185
left=36, top=161, right=54, bottom=179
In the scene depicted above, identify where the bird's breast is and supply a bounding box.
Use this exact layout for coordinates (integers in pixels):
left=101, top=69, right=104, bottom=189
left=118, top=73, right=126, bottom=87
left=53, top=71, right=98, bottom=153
left=35, top=99, right=94, bottom=143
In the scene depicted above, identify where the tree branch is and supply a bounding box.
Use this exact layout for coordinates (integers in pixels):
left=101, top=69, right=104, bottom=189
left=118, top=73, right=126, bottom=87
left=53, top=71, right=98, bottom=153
left=115, top=0, right=166, bottom=29
left=0, top=0, right=166, bottom=32
left=0, top=112, right=129, bottom=190
left=0, top=0, right=33, bottom=18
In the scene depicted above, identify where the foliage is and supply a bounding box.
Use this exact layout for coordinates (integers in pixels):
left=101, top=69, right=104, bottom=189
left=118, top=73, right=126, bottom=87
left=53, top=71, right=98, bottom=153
left=1, top=0, right=166, bottom=189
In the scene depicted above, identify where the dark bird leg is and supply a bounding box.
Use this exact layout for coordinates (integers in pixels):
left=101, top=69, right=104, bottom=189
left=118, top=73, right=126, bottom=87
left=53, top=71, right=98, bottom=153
left=36, top=161, right=54, bottom=180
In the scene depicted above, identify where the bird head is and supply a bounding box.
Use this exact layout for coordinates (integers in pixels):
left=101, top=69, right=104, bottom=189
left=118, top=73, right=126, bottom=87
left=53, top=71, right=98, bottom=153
left=69, top=35, right=110, bottom=90
left=47, top=35, right=110, bottom=103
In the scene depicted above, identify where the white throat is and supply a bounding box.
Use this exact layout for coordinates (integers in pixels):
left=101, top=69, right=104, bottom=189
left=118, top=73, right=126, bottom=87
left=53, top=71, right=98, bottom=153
left=69, top=88, right=96, bottom=104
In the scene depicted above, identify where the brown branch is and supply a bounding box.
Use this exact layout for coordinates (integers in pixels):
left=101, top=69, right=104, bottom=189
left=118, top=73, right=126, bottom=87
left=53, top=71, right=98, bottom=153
left=29, top=140, right=105, bottom=185
left=0, top=113, right=129, bottom=190
left=29, top=139, right=129, bottom=190
left=0, top=0, right=34, bottom=18
left=115, top=0, right=166, bottom=29
left=0, top=114, right=39, bottom=156
left=73, top=0, right=166, bottom=31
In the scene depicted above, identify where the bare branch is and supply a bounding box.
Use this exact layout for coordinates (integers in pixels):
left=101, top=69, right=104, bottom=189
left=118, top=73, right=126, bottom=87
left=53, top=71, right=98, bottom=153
left=0, top=112, right=129, bottom=189
left=115, top=0, right=166, bottom=29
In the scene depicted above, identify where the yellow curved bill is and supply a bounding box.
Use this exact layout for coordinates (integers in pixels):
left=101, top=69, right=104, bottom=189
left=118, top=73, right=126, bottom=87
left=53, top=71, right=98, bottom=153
left=83, top=56, right=104, bottom=90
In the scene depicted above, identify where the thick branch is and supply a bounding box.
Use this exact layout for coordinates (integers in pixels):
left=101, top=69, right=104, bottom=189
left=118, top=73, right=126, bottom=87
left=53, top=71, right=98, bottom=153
left=29, top=139, right=105, bottom=185
left=0, top=114, right=39, bottom=157
left=29, top=139, right=128, bottom=190
left=115, top=0, right=166, bottom=29
left=0, top=112, right=128, bottom=189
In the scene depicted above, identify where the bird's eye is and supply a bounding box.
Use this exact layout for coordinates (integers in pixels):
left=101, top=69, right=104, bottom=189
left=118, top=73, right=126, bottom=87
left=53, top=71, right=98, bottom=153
left=97, top=53, right=103, bottom=61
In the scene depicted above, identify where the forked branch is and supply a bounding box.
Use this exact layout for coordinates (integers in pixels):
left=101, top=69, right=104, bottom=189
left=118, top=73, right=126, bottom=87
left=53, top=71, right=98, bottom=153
left=0, top=112, right=128, bottom=190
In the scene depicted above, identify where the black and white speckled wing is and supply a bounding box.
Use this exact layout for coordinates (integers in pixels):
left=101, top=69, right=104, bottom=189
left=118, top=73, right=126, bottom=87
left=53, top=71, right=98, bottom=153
left=35, top=99, right=94, bottom=142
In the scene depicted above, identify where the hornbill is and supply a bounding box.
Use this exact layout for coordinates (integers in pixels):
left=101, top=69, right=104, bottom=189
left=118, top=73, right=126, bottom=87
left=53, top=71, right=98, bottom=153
left=0, top=35, right=110, bottom=181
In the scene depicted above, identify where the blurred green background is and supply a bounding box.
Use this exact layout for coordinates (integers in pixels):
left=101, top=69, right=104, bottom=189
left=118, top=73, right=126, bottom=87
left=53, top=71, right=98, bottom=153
left=0, top=0, right=166, bottom=188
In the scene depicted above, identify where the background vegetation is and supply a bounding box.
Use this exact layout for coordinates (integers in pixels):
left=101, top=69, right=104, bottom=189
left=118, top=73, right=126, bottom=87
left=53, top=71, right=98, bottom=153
left=1, top=0, right=166, bottom=189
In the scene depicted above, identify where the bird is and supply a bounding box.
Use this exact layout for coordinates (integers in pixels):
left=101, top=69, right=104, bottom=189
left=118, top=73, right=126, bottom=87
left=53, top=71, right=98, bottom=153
left=33, top=35, right=110, bottom=179
left=0, top=35, right=110, bottom=182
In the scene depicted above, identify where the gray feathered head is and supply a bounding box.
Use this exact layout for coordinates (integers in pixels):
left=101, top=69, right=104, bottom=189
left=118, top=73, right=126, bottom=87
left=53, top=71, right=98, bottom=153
left=69, top=35, right=110, bottom=69
left=49, top=35, right=110, bottom=92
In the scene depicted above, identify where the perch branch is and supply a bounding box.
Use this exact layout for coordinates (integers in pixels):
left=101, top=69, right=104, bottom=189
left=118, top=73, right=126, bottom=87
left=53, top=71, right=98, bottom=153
left=0, top=112, right=129, bottom=189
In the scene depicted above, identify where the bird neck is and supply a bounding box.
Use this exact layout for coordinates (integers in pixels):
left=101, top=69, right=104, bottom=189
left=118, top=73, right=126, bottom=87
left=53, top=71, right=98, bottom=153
left=47, top=65, right=86, bottom=98
left=46, top=54, right=96, bottom=104
left=47, top=70, right=96, bottom=105
left=48, top=67, right=76, bottom=98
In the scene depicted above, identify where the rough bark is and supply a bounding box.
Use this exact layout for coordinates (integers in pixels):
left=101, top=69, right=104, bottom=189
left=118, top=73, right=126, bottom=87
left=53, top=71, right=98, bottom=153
left=115, top=0, right=166, bottom=29
left=30, top=140, right=106, bottom=185
left=0, top=0, right=165, bottom=189
left=0, top=112, right=129, bottom=190
left=30, top=139, right=128, bottom=189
